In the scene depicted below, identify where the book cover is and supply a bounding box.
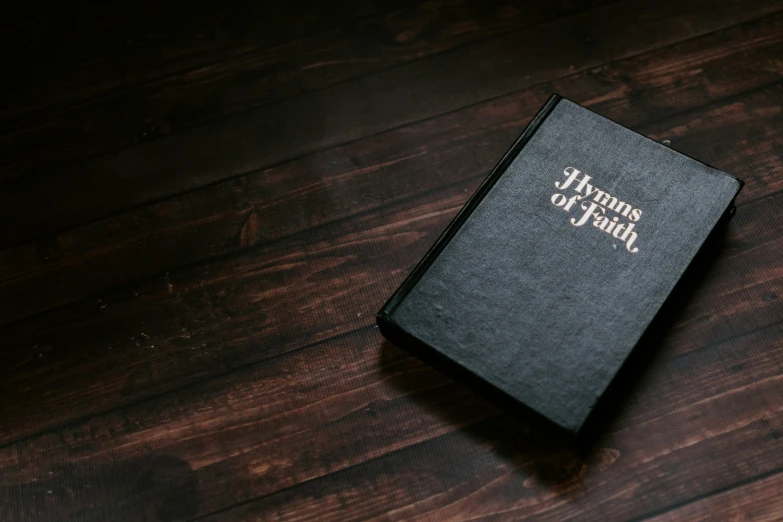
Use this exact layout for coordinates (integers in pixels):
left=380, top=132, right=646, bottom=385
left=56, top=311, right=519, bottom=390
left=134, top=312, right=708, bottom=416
left=377, top=94, right=743, bottom=438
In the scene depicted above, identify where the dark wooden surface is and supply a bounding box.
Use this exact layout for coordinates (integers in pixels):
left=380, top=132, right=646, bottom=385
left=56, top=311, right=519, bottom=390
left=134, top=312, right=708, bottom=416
left=1, top=1, right=782, bottom=520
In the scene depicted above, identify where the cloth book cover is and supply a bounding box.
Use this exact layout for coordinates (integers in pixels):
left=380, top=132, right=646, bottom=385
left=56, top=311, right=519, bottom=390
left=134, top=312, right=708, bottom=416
left=376, top=94, right=743, bottom=438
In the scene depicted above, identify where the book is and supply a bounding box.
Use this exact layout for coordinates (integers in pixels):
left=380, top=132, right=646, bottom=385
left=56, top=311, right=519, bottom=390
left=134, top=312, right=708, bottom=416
left=376, top=94, right=743, bottom=439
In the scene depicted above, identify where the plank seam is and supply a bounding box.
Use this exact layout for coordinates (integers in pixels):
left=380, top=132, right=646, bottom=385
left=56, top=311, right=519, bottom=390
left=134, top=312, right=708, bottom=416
left=0, top=75, right=780, bottom=327
left=626, top=465, right=783, bottom=522
left=2, top=6, right=781, bottom=252
left=0, top=0, right=620, bottom=145
left=0, top=0, right=416, bottom=138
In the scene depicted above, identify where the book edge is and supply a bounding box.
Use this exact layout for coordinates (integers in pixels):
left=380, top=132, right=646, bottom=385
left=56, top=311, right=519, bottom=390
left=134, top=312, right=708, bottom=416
left=376, top=93, right=745, bottom=438
left=376, top=93, right=564, bottom=323
left=377, top=311, right=579, bottom=439
left=376, top=92, right=580, bottom=435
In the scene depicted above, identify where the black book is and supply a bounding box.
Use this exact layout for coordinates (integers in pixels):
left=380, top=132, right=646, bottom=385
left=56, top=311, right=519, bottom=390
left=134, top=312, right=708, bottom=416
left=377, top=94, right=742, bottom=439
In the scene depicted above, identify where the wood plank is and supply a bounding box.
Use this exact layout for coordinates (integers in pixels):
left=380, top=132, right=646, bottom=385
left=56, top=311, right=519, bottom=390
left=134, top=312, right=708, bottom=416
left=0, top=328, right=497, bottom=521
left=2, top=3, right=780, bottom=520
left=0, top=305, right=780, bottom=520
left=2, top=13, right=783, bottom=324
left=203, top=375, right=783, bottom=522
left=213, top=329, right=781, bottom=521
left=1, top=0, right=779, bottom=246
left=645, top=471, right=783, bottom=521
left=0, top=0, right=411, bottom=128
left=0, top=130, right=781, bottom=448
left=0, top=0, right=610, bottom=178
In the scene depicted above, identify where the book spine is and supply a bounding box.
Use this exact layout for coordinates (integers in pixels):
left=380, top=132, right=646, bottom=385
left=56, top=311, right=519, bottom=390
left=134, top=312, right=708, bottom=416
left=376, top=93, right=563, bottom=324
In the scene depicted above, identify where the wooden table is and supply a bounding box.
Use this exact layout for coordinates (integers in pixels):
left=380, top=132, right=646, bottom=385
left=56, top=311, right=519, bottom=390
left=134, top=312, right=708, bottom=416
left=1, top=1, right=782, bottom=520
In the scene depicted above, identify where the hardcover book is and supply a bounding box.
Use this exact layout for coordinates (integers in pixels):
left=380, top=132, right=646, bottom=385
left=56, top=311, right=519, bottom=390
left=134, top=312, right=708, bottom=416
left=377, top=94, right=743, bottom=438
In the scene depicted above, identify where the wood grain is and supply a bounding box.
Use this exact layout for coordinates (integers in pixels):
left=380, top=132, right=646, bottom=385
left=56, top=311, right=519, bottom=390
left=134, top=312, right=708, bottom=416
left=0, top=0, right=412, bottom=128
left=1, top=302, right=780, bottom=520
left=1, top=106, right=782, bottom=445
left=2, top=12, right=782, bottom=324
left=1, top=44, right=782, bottom=449
left=646, top=471, right=783, bottom=521
left=0, top=1, right=781, bottom=520
left=1, top=0, right=780, bottom=248
left=203, top=379, right=783, bottom=522
left=0, top=0, right=609, bottom=179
